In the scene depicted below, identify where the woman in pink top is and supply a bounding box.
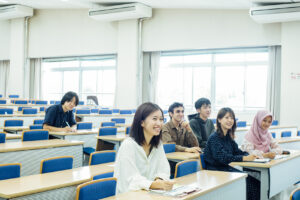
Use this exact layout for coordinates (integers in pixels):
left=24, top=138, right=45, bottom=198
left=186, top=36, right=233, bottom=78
left=241, top=110, right=282, bottom=159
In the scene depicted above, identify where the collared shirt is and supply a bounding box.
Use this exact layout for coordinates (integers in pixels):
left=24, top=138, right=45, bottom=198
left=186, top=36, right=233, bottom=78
left=43, top=104, right=76, bottom=128
left=162, top=120, right=199, bottom=152
left=114, top=137, right=170, bottom=194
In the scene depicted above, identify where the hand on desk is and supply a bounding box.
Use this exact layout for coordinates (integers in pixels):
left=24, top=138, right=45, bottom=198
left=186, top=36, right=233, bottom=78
left=63, top=126, right=76, bottom=132
left=150, top=179, right=175, bottom=191
left=185, top=147, right=202, bottom=153
left=263, top=152, right=276, bottom=159
left=243, top=154, right=258, bottom=161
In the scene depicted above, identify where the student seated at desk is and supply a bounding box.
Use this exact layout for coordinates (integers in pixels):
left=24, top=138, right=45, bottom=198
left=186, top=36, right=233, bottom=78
left=114, top=102, right=174, bottom=194
left=43, top=91, right=78, bottom=132
left=241, top=110, right=282, bottom=159
left=204, top=107, right=259, bottom=200
left=162, top=102, right=200, bottom=153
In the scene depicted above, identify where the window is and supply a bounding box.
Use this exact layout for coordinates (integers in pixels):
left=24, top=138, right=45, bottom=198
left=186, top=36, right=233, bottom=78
left=41, top=55, right=116, bottom=107
left=156, top=48, right=269, bottom=111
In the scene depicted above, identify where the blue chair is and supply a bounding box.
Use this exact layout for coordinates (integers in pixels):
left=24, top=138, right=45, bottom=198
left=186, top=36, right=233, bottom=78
left=211, top=119, right=216, bottom=124
left=91, top=109, right=99, bottom=114
left=9, top=95, right=19, bottom=98
left=119, top=110, right=132, bottom=115
left=281, top=131, right=292, bottom=137
left=4, top=120, right=23, bottom=127
left=89, top=151, right=116, bottom=165
left=272, top=120, right=279, bottom=126
left=111, top=118, right=125, bottom=124
left=0, top=100, right=6, bottom=104
left=237, top=121, right=247, bottom=127
left=290, top=188, right=300, bottom=200
left=93, top=171, right=114, bottom=180
left=78, top=101, right=84, bottom=105
left=0, top=94, right=2, bottom=98
left=35, top=100, right=48, bottom=105
left=34, top=119, right=44, bottom=124
left=22, top=108, right=38, bottom=114
left=0, top=133, right=6, bottom=143
left=132, top=109, right=136, bottom=113
left=200, top=154, right=206, bottom=170
left=101, top=122, right=116, bottom=127
left=0, top=108, right=13, bottom=114
left=75, top=178, right=117, bottom=200
left=99, top=110, right=113, bottom=115
left=112, top=109, right=120, bottom=114
left=40, top=107, right=46, bottom=112
left=14, top=100, right=28, bottom=104
left=83, top=147, right=96, bottom=156
left=76, top=109, right=91, bottom=114
left=0, top=163, right=21, bottom=180
left=298, top=131, right=300, bottom=136
left=99, top=128, right=117, bottom=136
left=55, top=101, right=61, bottom=104
left=163, top=143, right=175, bottom=153
left=18, top=107, right=31, bottom=112
left=271, top=132, right=276, bottom=138
left=29, top=124, right=43, bottom=130
left=163, top=110, right=168, bottom=114
left=22, top=130, right=49, bottom=141
left=77, top=122, right=93, bottom=130
left=174, top=160, right=199, bottom=178
left=125, top=126, right=131, bottom=135
left=40, top=156, right=73, bottom=174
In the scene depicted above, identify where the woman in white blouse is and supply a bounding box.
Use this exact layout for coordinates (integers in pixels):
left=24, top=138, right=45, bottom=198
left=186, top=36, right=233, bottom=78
left=114, top=102, right=174, bottom=194
left=241, top=110, right=282, bottom=159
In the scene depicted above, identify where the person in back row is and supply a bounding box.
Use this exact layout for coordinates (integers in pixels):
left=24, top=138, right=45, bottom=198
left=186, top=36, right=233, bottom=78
left=188, top=98, right=215, bottom=149
left=162, top=102, right=200, bottom=153
left=43, top=91, right=78, bottom=132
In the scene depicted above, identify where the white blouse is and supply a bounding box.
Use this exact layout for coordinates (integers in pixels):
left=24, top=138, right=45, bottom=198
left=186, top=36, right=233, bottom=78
left=114, top=137, right=170, bottom=194
left=241, top=138, right=282, bottom=158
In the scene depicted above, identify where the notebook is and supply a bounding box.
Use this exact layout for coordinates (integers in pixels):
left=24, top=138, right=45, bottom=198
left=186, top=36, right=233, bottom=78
left=150, top=183, right=201, bottom=197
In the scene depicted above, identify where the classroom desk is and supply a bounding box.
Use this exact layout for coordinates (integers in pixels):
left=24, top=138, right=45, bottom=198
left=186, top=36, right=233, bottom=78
left=77, top=114, right=135, bottom=127
left=235, top=125, right=298, bottom=146
left=0, top=126, right=29, bottom=134
left=276, top=137, right=300, bottom=150
left=0, top=163, right=114, bottom=200
left=166, top=152, right=200, bottom=163
left=104, top=170, right=247, bottom=200
left=4, top=133, right=22, bottom=142
left=230, top=150, right=300, bottom=200
left=0, top=139, right=84, bottom=176
left=0, top=114, right=45, bottom=127
left=96, top=134, right=128, bottom=151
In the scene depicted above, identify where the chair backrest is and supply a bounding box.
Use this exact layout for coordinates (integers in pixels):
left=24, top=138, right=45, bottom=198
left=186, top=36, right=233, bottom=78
left=78, top=101, right=84, bottom=105
left=0, top=133, right=6, bottom=143
left=290, top=188, right=300, bottom=200
left=211, top=119, right=217, bottom=124
left=75, top=177, right=117, bottom=200
left=35, top=100, right=48, bottom=105
left=163, top=143, right=176, bottom=153
left=0, top=108, right=13, bottom=114
left=40, top=156, right=73, bottom=174
left=22, top=108, right=38, bottom=114
left=281, top=131, right=292, bottom=138
left=200, top=154, right=206, bottom=170
left=101, top=122, right=116, bottom=127
left=125, top=126, right=131, bottom=135
left=76, top=109, right=91, bottom=114
left=89, top=151, right=116, bottom=165
left=29, top=124, right=43, bottom=130
left=271, top=132, right=276, bottom=138
left=163, top=110, right=168, bottom=115
left=18, top=106, right=31, bottom=112
left=111, top=118, right=125, bottom=124
left=0, top=163, right=21, bottom=180
left=237, top=121, right=247, bottom=127
left=119, top=110, right=132, bottom=115
left=132, top=109, right=136, bottom=113
left=91, top=109, right=99, bottom=114
left=34, top=119, right=44, bottom=124
left=14, top=100, right=28, bottom=104
left=174, top=160, right=199, bottom=178
left=99, top=127, right=117, bottom=136
left=77, top=122, right=93, bottom=130
left=0, top=100, right=6, bottom=104
left=40, top=107, right=46, bottom=112
left=9, top=95, right=19, bottom=98
left=4, top=120, right=23, bottom=127
left=99, top=110, right=113, bottom=115
left=22, top=130, right=49, bottom=141
left=112, top=109, right=120, bottom=114
left=272, top=120, right=279, bottom=126
left=93, top=171, right=114, bottom=180
left=298, top=131, right=300, bottom=137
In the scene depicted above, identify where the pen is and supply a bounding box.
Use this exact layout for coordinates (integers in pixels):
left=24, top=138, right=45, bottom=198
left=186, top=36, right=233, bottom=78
left=66, top=121, right=70, bottom=127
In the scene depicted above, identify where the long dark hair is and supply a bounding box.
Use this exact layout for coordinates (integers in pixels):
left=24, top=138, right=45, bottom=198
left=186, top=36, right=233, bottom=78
left=130, top=102, right=163, bottom=150
left=216, top=107, right=236, bottom=140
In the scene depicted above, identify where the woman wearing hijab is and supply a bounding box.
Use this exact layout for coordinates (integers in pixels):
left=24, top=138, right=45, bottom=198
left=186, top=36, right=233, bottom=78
left=241, top=110, right=282, bottom=159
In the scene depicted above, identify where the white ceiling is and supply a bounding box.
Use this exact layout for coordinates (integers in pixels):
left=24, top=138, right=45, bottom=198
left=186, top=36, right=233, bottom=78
left=0, top=0, right=298, bottom=9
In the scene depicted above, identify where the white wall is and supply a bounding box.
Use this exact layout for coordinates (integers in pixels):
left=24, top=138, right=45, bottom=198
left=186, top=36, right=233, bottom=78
left=143, top=9, right=281, bottom=51
left=0, top=20, right=10, bottom=60
left=28, top=9, right=118, bottom=58
left=280, top=21, right=300, bottom=127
